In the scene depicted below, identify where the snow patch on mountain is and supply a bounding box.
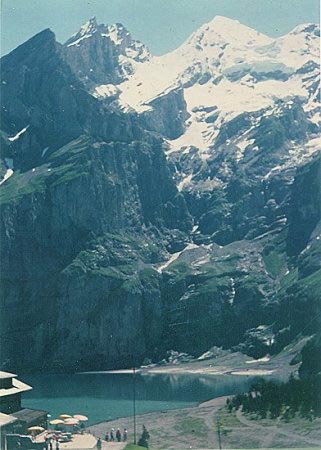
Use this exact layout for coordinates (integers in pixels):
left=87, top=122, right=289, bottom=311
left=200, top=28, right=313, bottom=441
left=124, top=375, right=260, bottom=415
left=166, top=74, right=307, bottom=153
left=305, top=136, right=321, bottom=154
left=263, top=135, right=321, bottom=180
left=8, top=125, right=29, bottom=142
left=0, top=169, right=13, bottom=185
left=168, top=120, right=212, bottom=154
left=157, top=243, right=200, bottom=272
left=67, top=34, right=93, bottom=47
left=310, top=112, right=321, bottom=125
left=93, top=84, right=120, bottom=99
left=102, top=24, right=124, bottom=45
left=178, top=173, right=193, bottom=191
left=236, top=137, right=255, bottom=161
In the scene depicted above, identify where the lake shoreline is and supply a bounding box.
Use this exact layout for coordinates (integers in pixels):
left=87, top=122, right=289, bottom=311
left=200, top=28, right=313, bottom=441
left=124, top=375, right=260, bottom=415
left=82, top=336, right=309, bottom=381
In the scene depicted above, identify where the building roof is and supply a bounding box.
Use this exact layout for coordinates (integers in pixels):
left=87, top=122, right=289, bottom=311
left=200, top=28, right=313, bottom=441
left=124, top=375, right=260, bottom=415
left=0, top=412, right=18, bottom=427
left=12, top=408, right=48, bottom=423
left=0, top=371, right=17, bottom=379
left=0, top=378, right=32, bottom=398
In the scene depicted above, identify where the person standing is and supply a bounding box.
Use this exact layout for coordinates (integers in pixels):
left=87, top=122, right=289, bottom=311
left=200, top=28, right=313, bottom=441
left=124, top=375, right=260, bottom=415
left=110, top=428, right=115, bottom=441
left=116, top=429, right=121, bottom=442
left=123, top=428, right=128, bottom=441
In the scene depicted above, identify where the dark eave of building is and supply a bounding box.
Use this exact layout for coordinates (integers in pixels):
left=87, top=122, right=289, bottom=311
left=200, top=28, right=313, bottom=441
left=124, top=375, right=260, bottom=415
left=12, top=408, right=48, bottom=423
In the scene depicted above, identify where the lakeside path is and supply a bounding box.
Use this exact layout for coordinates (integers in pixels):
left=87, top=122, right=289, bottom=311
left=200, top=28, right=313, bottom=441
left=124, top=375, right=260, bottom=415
left=88, top=395, right=321, bottom=449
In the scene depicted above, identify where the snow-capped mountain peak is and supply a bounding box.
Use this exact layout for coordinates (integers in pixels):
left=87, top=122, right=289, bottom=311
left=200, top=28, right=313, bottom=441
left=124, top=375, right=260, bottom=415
left=78, top=16, right=99, bottom=35
left=65, top=19, right=150, bottom=62
left=65, top=17, right=100, bottom=47
left=208, top=15, right=241, bottom=25
left=113, top=15, right=319, bottom=114
left=187, top=15, right=272, bottom=48
left=63, top=19, right=150, bottom=86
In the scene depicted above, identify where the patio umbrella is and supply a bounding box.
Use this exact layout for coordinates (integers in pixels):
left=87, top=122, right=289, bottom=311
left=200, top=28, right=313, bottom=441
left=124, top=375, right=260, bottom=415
left=64, top=418, right=79, bottom=425
left=73, top=415, right=88, bottom=421
left=49, top=419, right=64, bottom=425
left=28, top=426, right=45, bottom=433
left=59, top=414, right=72, bottom=419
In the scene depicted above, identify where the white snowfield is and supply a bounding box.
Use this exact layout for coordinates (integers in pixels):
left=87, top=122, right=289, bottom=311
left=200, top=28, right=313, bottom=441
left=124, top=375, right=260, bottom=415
left=89, top=16, right=320, bottom=166
left=115, top=16, right=319, bottom=111
left=157, top=243, right=201, bottom=273
left=93, top=84, right=120, bottom=99
left=59, top=15, right=321, bottom=183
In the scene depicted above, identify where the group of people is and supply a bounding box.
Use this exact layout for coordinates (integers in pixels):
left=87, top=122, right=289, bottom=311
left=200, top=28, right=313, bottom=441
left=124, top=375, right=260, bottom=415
left=96, top=428, right=127, bottom=448
left=105, top=427, right=127, bottom=442
left=96, top=428, right=127, bottom=449
left=45, top=435, right=60, bottom=449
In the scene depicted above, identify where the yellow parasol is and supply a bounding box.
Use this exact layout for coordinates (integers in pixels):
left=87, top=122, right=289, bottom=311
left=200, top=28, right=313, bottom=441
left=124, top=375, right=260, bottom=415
left=27, top=426, right=45, bottom=433
left=59, top=414, right=72, bottom=419
left=73, top=414, right=88, bottom=421
left=64, top=418, right=79, bottom=425
left=49, top=419, right=64, bottom=425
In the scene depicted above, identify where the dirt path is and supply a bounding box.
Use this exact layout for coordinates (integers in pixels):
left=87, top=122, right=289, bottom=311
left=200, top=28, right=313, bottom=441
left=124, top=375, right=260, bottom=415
left=203, top=409, right=219, bottom=448
left=199, top=395, right=228, bottom=448
left=236, top=409, right=321, bottom=447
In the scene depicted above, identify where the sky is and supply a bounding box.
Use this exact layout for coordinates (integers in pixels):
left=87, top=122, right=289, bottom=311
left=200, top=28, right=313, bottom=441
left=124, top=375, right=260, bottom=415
left=1, top=0, right=320, bottom=56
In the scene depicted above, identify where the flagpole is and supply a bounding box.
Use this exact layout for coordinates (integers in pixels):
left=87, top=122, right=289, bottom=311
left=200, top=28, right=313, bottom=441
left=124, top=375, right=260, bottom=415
left=133, top=364, right=137, bottom=445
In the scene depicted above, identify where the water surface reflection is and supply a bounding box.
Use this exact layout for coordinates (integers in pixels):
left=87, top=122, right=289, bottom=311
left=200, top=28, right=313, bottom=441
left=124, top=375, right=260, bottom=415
left=22, top=372, right=259, bottom=425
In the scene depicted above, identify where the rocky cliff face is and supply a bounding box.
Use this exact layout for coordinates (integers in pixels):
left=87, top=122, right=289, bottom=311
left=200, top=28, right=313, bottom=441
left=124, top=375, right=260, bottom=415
left=0, top=17, right=320, bottom=372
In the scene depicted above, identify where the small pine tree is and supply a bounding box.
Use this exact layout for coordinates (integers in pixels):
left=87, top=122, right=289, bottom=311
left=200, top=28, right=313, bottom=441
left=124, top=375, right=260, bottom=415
left=138, top=424, right=150, bottom=448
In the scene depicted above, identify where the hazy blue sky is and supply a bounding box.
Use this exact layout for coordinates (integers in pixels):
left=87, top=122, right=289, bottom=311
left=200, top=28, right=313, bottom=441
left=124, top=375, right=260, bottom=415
left=2, top=0, right=320, bottom=56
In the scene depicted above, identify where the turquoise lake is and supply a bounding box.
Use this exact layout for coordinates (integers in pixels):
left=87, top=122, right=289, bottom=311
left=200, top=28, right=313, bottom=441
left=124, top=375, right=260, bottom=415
left=22, top=372, right=258, bottom=425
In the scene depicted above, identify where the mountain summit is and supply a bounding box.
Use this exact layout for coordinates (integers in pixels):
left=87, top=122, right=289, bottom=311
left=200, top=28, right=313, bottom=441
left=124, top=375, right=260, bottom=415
left=65, top=16, right=100, bottom=45
left=187, top=15, right=272, bottom=47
